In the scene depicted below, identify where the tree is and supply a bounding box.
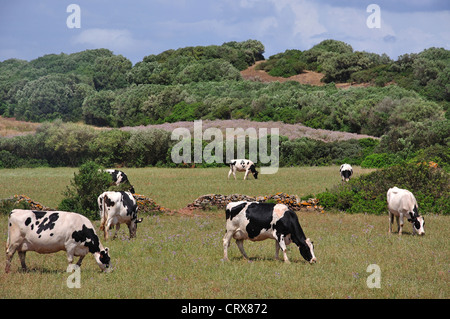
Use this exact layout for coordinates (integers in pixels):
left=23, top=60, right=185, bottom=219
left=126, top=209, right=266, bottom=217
left=82, top=90, right=116, bottom=126
left=175, top=59, right=241, bottom=84
left=93, top=55, right=132, bottom=90
left=15, top=74, right=89, bottom=122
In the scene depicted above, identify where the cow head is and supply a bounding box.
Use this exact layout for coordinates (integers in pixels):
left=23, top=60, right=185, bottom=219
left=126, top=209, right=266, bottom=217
left=95, top=247, right=111, bottom=272
left=128, top=217, right=143, bottom=238
left=299, top=238, right=317, bottom=264
left=409, top=208, right=425, bottom=236
left=250, top=164, right=258, bottom=179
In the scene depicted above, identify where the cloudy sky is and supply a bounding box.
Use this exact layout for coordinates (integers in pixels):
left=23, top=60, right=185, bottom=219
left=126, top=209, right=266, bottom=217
left=1, top=0, right=449, bottom=64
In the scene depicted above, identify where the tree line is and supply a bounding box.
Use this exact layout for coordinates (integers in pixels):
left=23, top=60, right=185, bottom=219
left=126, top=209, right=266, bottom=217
left=0, top=120, right=448, bottom=172
left=0, top=39, right=448, bottom=170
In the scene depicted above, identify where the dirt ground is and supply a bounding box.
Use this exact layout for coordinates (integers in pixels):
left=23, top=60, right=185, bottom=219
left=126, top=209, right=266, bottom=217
left=240, top=60, right=326, bottom=85
left=241, top=60, right=371, bottom=89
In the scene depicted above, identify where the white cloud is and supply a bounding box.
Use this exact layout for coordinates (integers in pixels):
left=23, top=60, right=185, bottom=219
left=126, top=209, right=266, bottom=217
left=71, top=28, right=155, bottom=62
left=270, top=0, right=327, bottom=48
left=73, top=28, right=136, bottom=50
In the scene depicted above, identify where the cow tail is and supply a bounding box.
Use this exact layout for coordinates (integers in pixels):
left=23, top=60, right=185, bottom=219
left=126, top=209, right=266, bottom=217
left=99, top=196, right=106, bottom=231
left=5, top=219, right=10, bottom=251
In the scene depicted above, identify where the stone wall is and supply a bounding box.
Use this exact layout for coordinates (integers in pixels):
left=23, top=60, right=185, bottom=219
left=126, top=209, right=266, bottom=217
left=4, top=193, right=323, bottom=215
left=186, top=192, right=323, bottom=212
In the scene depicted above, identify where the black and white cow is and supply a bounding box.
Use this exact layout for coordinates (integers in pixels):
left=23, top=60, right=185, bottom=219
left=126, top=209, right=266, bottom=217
left=5, top=209, right=110, bottom=273
left=223, top=201, right=316, bottom=263
left=98, top=191, right=142, bottom=240
left=387, top=187, right=425, bottom=236
left=339, top=164, right=353, bottom=182
left=104, top=169, right=135, bottom=193
left=228, top=159, right=258, bottom=180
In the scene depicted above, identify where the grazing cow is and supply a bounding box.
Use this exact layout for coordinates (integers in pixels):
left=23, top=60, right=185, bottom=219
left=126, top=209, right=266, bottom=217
left=5, top=209, right=110, bottom=273
left=104, top=169, right=135, bottom=193
left=223, top=201, right=316, bottom=263
left=98, top=191, right=142, bottom=240
left=228, top=159, right=258, bottom=180
left=340, top=164, right=353, bottom=182
left=387, top=187, right=425, bottom=236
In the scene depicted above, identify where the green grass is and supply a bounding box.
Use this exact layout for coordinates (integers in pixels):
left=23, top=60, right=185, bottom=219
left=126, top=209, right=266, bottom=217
left=0, top=166, right=374, bottom=210
left=0, top=167, right=448, bottom=299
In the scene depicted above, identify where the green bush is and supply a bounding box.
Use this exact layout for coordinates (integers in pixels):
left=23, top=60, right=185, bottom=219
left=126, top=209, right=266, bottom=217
left=58, top=161, right=112, bottom=219
left=0, top=198, right=31, bottom=215
left=360, top=153, right=404, bottom=168
left=125, top=129, right=172, bottom=167
left=317, top=163, right=449, bottom=215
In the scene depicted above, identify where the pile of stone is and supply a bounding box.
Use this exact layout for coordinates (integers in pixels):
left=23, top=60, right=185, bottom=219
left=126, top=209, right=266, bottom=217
left=5, top=194, right=170, bottom=215
left=133, top=193, right=171, bottom=214
left=10, top=194, right=53, bottom=211
left=186, top=192, right=323, bottom=212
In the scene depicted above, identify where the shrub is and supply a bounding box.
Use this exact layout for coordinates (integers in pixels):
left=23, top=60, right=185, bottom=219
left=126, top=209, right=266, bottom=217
left=125, top=129, right=172, bottom=167
left=89, top=129, right=132, bottom=167
left=58, top=161, right=112, bottom=219
left=0, top=198, right=31, bottom=215
left=164, top=102, right=205, bottom=122
left=317, top=163, right=449, bottom=215
left=360, top=153, right=404, bottom=168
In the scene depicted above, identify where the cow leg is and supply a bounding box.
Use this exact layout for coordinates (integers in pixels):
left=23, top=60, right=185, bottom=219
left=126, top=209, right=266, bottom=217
left=5, top=252, right=13, bottom=273
left=76, top=255, right=85, bottom=267
left=66, top=249, right=75, bottom=265
left=243, top=170, right=249, bottom=180
left=113, top=224, right=120, bottom=239
left=104, top=219, right=114, bottom=240
left=5, top=245, right=17, bottom=273
left=18, top=251, right=27, bottom=271
left=388, top=212, right=394, bottom=234
left=277, top=237, right=290, bottom=263
left=397, top=215, right=403, bottom=235
left=236, top=239, right=249, bottom=260
left=227, top=168, right=233, bottom=180
left=275, top=241, right=280, bottom=260
left=127, top=223, right=134, bottom=239
left=222, top=231, right=234, bottom=261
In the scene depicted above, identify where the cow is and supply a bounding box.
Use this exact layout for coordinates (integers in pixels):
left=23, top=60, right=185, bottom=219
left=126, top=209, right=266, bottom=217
left=223, top=201, right=316, bottom=263
left=339, top=164, right=353, bottom=182
left=5, top=209, right=110, bottom=273
left=228, top=159, right=258, bottom=180
left=104, top=169, right=135, bottom=194
left=387, top=187, right=425, bottom=236
left=98, top=191, right=142, bottom=240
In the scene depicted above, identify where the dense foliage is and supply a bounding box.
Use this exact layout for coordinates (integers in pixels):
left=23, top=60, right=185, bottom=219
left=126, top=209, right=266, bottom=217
left=0, top=39, right=449, bottom=170
left=58, top=161, right=113, bottom=220
left=257, top=40, right=450, bottom=104
left=317, top=163, right=449, bottom=215
left=1, top=120, right=448, bottom=172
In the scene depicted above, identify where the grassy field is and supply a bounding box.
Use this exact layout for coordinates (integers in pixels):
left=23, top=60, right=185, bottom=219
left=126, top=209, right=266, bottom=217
left=0, top=166, right=448, bottom=299
left=0, top=166, right=373, bottom=210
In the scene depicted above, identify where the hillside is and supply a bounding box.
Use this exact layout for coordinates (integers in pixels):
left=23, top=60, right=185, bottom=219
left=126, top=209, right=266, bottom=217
left=0, top=116, right=40, bottom=137
left=0, top=39, right=449, bottom=169
left=241, top=60, right=325, bottom=85
left=240, top=60, right=374, bottom=89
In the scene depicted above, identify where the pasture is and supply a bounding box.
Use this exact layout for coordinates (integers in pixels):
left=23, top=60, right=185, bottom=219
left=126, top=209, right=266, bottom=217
left=0, top=166, right=448, bottom=299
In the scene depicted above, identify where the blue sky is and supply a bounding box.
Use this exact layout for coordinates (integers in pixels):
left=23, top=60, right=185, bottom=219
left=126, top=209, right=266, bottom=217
left=1, top=0, right=449, bottom=64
